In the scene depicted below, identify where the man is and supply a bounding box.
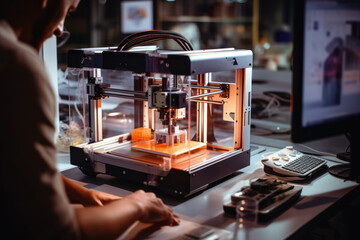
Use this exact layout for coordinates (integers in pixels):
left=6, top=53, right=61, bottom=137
left=0, top=0, right=179, bottom=239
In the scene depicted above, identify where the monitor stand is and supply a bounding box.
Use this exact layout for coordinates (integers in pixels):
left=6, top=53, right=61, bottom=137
left=328, top=126, right=360, bottom=183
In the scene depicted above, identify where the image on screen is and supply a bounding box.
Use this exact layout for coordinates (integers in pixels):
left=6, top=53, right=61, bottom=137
left=301, top=0, right=360, bottom=128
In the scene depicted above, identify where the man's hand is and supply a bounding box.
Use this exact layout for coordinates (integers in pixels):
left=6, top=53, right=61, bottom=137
left=124, top=190, right=180, bottom=227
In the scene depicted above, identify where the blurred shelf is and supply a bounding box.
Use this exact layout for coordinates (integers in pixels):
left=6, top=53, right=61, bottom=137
left=253, top=68, right=292, bottom=83
left=157, top=0, right=259, bottom=49
left=161, top=16, right=253, bottom=23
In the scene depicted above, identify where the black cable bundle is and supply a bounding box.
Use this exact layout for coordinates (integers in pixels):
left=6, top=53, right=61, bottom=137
left=117, top=30, right=194, bottom=51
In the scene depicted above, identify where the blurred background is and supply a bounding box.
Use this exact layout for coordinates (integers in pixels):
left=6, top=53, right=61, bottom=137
left=57, top=0, right=294, bottom=72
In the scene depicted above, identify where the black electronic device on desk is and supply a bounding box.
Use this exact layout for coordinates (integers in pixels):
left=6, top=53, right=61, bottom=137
left=223, top=178, right=302, bottom=222
left=261, top=146, right=328, bottom=182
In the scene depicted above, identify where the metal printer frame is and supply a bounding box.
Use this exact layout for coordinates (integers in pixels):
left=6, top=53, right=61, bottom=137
left=67, top=47, right=252, bottom=198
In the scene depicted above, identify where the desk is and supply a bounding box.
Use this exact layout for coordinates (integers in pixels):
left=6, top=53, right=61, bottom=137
left=58, top=135, right=360, bottom=240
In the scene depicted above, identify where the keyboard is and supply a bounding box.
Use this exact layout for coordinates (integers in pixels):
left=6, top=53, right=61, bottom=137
left=283, top=155, right=325, bottom=174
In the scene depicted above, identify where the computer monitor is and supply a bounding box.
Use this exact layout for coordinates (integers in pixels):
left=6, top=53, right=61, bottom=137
left=291, top=0, right=360, bottom=181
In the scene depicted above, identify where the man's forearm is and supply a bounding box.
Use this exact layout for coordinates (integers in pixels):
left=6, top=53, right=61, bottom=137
left=74, top=198, right=141, bottom=240
left=61, top=175, right=92, bottom=205
left=61, top=175, right=121, bottom=206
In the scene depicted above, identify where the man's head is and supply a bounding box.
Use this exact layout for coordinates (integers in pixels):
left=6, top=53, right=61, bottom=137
left=0, top=0, right=80, bottom=50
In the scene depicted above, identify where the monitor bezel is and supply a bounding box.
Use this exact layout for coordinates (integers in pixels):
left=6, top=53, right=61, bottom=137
left=291, top=0, right=359, bottom=143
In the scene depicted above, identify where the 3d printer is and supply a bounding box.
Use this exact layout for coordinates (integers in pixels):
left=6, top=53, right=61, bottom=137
left=67, top=31, right=252, bottom=197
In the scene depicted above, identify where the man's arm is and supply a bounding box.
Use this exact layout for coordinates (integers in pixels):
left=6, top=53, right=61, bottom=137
left=61, top=175, right=121, bottom=206
left=75, top=190, right=180, bottom=240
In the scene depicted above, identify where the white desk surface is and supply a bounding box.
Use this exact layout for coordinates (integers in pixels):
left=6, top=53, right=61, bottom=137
left=58, top=135, right=359, bottom=240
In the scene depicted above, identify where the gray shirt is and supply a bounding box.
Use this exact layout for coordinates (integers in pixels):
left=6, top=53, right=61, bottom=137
left=0, top=20, right=80, bottom=239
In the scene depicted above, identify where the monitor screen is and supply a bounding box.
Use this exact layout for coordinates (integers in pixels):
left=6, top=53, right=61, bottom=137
left=292, top=0, right=360, bottom=142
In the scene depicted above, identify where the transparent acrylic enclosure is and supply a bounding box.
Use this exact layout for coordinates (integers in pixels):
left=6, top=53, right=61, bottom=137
left=65, top=67, right=243, bottom=175
left=57, top=68, right=87, bottom=152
